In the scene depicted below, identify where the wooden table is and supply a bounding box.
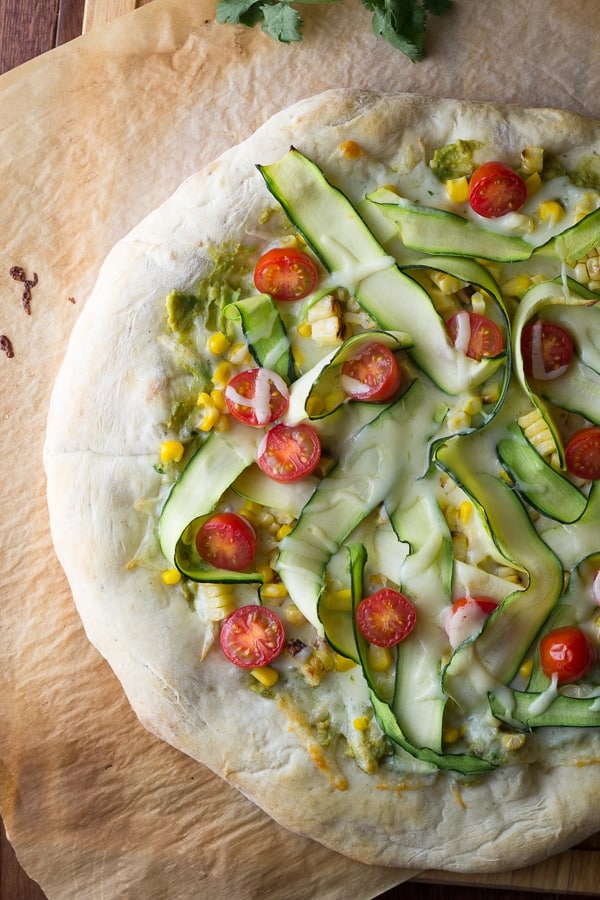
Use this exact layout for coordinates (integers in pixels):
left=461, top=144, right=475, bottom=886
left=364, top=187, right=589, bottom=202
left=0, top=3, right=598, bottom=899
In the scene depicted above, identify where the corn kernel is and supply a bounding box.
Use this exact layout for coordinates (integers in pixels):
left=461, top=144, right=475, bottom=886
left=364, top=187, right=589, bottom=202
left=214, top=415, right=230, bottom=433
left=339, top=140, right=363, bottom=159
left=470, top=290, right=487, bottom=316
left=198, top=406, right=220, bottom=432
left=333, top=653, right=356, bottom=672
left=297, top=321, right=312, bottom=338
left=313, top=647, right=335, bottom=672
left=538, top=200, right=564, bottom=225
left=445, top=176, right=469, bottom=204
left=251, top=666, right=279, bottom=688
left=261, top=582, right=288, bottom=600
left=284, top=604, right=306, bottom=626
left=276, top=523, right=293, bottom=542
left=458, top=501, right=473, bottom=525
left=228, top=343, right=252, bottom=366
left=160, top=440, right=184, bottom=464
left=430, top=271, right=464, bottom=295
left=521, top=146, right=544, bottom=174
left=256, top=563, right=275, bottom=583
left=212, top=360, right=233, bottom=387
left=161, top=568, right=181, bottom=585
left=525, top=172, right=542, bottom=195
left=442, top=725, right=460, bottom=744
left=501, top=274, right=533, bottom=297
left=353, top=715, right=371, bottom=731
left=519, top=658, right=534, bottom=680
left=502, top=732, right=526, bottom=751
left=367, top=644, right=393, bottom=672
left=210, top=388, right=227, bottom=412
left=207, top=331, right=231, bottom=355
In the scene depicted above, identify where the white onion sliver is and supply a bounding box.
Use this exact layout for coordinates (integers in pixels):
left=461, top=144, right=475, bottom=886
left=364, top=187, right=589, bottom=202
left=341, top=373, right=371, bottom=395
left=453, top=310, right=471, bottom=354
left=592, top=569, right=600, bottom=606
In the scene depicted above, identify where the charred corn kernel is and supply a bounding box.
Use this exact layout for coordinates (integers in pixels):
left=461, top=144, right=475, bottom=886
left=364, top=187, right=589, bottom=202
left=538, top=200, right=565, bottom=225
left=261, top=582, right=288, bottom=600
left=276, top=522, right=293, bottom=542
left=353, top=715, right=371, bottom=731
left=210, top=388, right=227, bottom=412
left=501, top=273, right=533, bottom=297
left=305, top=395, right=325, bottom=417
left=310, top=317, right=344, bottom=345
left=313, top=646, right=335, bottom=672
left=521, top=146, right=544, bottom=174
left=430, top=271, right=464, bottom=295
left=308, top=295, right=339, bottom=322
left=502, top=732, right=527, bottom=751
left=333, top=653, right=356, bottom=672
left=339, top=140, right=363, bottom=159
left=251, top=666, right=279, bottom=688
left=228, top=342, right=252, bottom=366
left=325, top=588, right=352, bottom=612
left=161, top=568, right=181, bottom=585
left=367, top=644, right=394, bottom=672
left=297, top=321, right=312, bottom=338
left=445, top=176, right=469, bottom=204
left=519, top=658, right=534, bottom=680
left=324, top=389, right=347, bottom=412
left=525, top=172, right=542, bottom=196
left=212, top=360, right=233, bottom=387
left=160, top=440, right=184, bottom=464
left=284, top=603, right=306, bottom=626
left=442, top=725, right=461, bottom=744
left=459, top=501, right=473, bottom=526
left=207, top=331, right=230, bottom=355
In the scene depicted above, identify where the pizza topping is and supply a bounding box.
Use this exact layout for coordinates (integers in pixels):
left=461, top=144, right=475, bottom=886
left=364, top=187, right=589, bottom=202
left=539, top=626, right=596, bottom=683
left=446, top=311, right=504, bottom=361
left=468, top=161, right=527, bottom=219
left=219, top=605, right=285, bottom=668
left=257, top=423, right=321, bottom=483
left=254, top=247, right=319, bottom=301
left=225, top=367, right=289, bottom=427
left=443, top=596, right=499, bottom=649
left=356, top=588, right=416, bottom=648
left=340, top=341, right=402, bottom=402
left=195, top=512, right=258, bottom=572
left=521, top=319, right=574, bottom=380
left=565, top=427, right=600, bottom=480
left=9, top=265, right=38, bottom=315
left=0, top=335, right=14, bottom=358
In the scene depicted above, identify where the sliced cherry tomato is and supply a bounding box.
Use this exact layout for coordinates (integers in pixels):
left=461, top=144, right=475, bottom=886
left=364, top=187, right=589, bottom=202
left=220, top=605, right=285, bottom=668
left=254, top=247, right=319, bottom=301
left=340, top=342, right=402, bottom=402
left=539, top=626, right=596, bottom=683
left=446, top=311, right=504, bottom=361
left=565, top=427, right=600, bottom=481
left=257, top=423, right=321, bottom=483
left=521, top=319, right=574, bottom=380
left=224, top=367, right=289, bottom=427
left=444, top=596, right=499, bottom=648
left=195, top=512, right=258, bottom=572
left=356, top=588, right=416, bottom=648
left=468, top=161, right=527, bottom=218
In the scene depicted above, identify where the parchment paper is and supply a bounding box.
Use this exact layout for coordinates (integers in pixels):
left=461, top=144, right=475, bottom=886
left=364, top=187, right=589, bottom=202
left=1, top=1, right=598, bottom=897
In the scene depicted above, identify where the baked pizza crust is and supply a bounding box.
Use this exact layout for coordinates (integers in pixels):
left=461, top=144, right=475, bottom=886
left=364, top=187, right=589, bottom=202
left=44, top=90, right=600, bottom=872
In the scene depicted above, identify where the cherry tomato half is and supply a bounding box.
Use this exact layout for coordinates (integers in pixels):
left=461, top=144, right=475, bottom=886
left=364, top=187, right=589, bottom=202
left=220, top=605, right=285, bottom=668
left=444, top=596, right=499, bottom=648
left=539, top=626, right=596, bottom=683
left=195, top=512, right=258, bottom=572
left=225, top=367, right=289, bottom=427
left=340, top=342, right=402, bottom=402
left=468, top=161, right=527, bottom=218
left=257, top=423, right=321, bottom=483
left=521, top=319, right=574, bottom=380
left=254, top=247, right=319, bottom=301
left=356, top=588, right=416, bottom=648
left=565, top=427, right=600, bottom=481
left=452, top=596, right=499, bottom=616
left=446, top=311, right=504, bottom=361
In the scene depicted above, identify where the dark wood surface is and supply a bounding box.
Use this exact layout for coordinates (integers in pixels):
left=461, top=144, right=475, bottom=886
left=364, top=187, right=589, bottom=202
left=0, top=3, right=596, bottom=899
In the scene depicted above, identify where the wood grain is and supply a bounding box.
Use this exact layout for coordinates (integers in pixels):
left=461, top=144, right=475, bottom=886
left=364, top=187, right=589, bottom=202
left=82, top=0, right=137, bottom=32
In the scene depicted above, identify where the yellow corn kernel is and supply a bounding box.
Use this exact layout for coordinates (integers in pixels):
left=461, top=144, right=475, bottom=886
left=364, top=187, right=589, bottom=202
left=198, top=407, right=220, bottom=432
left=519, top=657, right=534, bottom=680
left=442, top=725, right=461, bottom=745
left=161, top=568, right=181, bottom=585
left=284, top=603, right=306, bottom=626
left=333, top=653, right=356, bottom=672
left=458, top=500, right=473, bottom=526
left=276, top=523, right=293, bottom=542
left=212, top=360, right=233, bottom=387
left=573, top=262, right=589, bottom=284
left=251, top=666, right=279, bottom=688
left=339, top=140, right=363, bottom=159
left=256, top=563, right=275, bottom=583
left=228, top=343, right=252, bottom=366
left=447, top=410, right=471, bottom=433
left=203, top=583, right=236, bottom=621
left=521, top=146, right=544, bottom=174
left=313, top=646, right=335, bottom=672
left=574, top=193, right=598, bottom=222
left=501, top=274, right=533, bottom=298
left=470, top=290, right=487, bottom=316
left=430, top=271, right=464, bottom=295
left=353, top=715, right=371, bottom=731
left=538, top=200, right=564, bottom=225
left=502, top=732, right=527, bottom=752
left=210, top=388, right=227, bottom=412
left=445, top=176, right=469, bottom=204
left=367, top=644, right=394, bottom=672
left=261, top=582, right=288, bottom=601
left=214, top=415, right=230, bottom=433
left=207, top=331, right=231, bottom=355
left=460, top=394, right=483, bottom=417
left=297, top=321, right=312, bottom=338
left=525, top=172, right=542, bottom=196
left=160, top=440, right=184, bottom=464
left=310, top=316, right=344, bottom=345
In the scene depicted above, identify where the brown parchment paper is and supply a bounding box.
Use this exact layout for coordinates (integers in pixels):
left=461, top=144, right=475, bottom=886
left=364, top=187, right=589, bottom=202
left=1, top=1, right=599, bottom=897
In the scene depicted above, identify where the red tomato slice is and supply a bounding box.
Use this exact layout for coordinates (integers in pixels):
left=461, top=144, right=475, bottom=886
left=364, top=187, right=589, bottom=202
left=452, top=596, right=499, bottom=616
left=356, top=588, right=416, bottom=648
left=521, top=319, right=574, bottom=380
left=446, top=311, right=504, bottom=361
left=539, top=626, right=596, bottom=683
left=468, top=161, right=527, bottom=218
left=340, top=342, right=402, bottom=402
left=444, top=596, right=498, bottom=648
left=254, top=247, right=319, bottom=301
left=195, top=512, right=258, bottom=571
left=565, top=427, right=600, bottom=481
left=220, top=605, right=285, bottom=668
left=224, top=367, right=289, bottom=427
left=257, top=423, right=321, bottom=483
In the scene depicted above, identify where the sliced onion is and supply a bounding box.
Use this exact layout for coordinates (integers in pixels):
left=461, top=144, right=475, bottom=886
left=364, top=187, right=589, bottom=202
left=452, top=310, right=471, bottom=354
left=592, top=569, right=600, bottom=606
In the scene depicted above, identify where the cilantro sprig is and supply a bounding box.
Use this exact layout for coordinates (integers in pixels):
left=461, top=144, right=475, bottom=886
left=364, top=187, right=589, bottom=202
left=215, top=0, right=452, bottom=60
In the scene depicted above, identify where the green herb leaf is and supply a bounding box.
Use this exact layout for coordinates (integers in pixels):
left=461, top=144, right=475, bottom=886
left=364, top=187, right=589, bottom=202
left=261, top=0, right=304, bottom=42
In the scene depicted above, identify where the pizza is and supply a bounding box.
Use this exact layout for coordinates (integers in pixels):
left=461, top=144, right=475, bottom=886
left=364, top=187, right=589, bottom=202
left=44, top=90, right=600, bottom=873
